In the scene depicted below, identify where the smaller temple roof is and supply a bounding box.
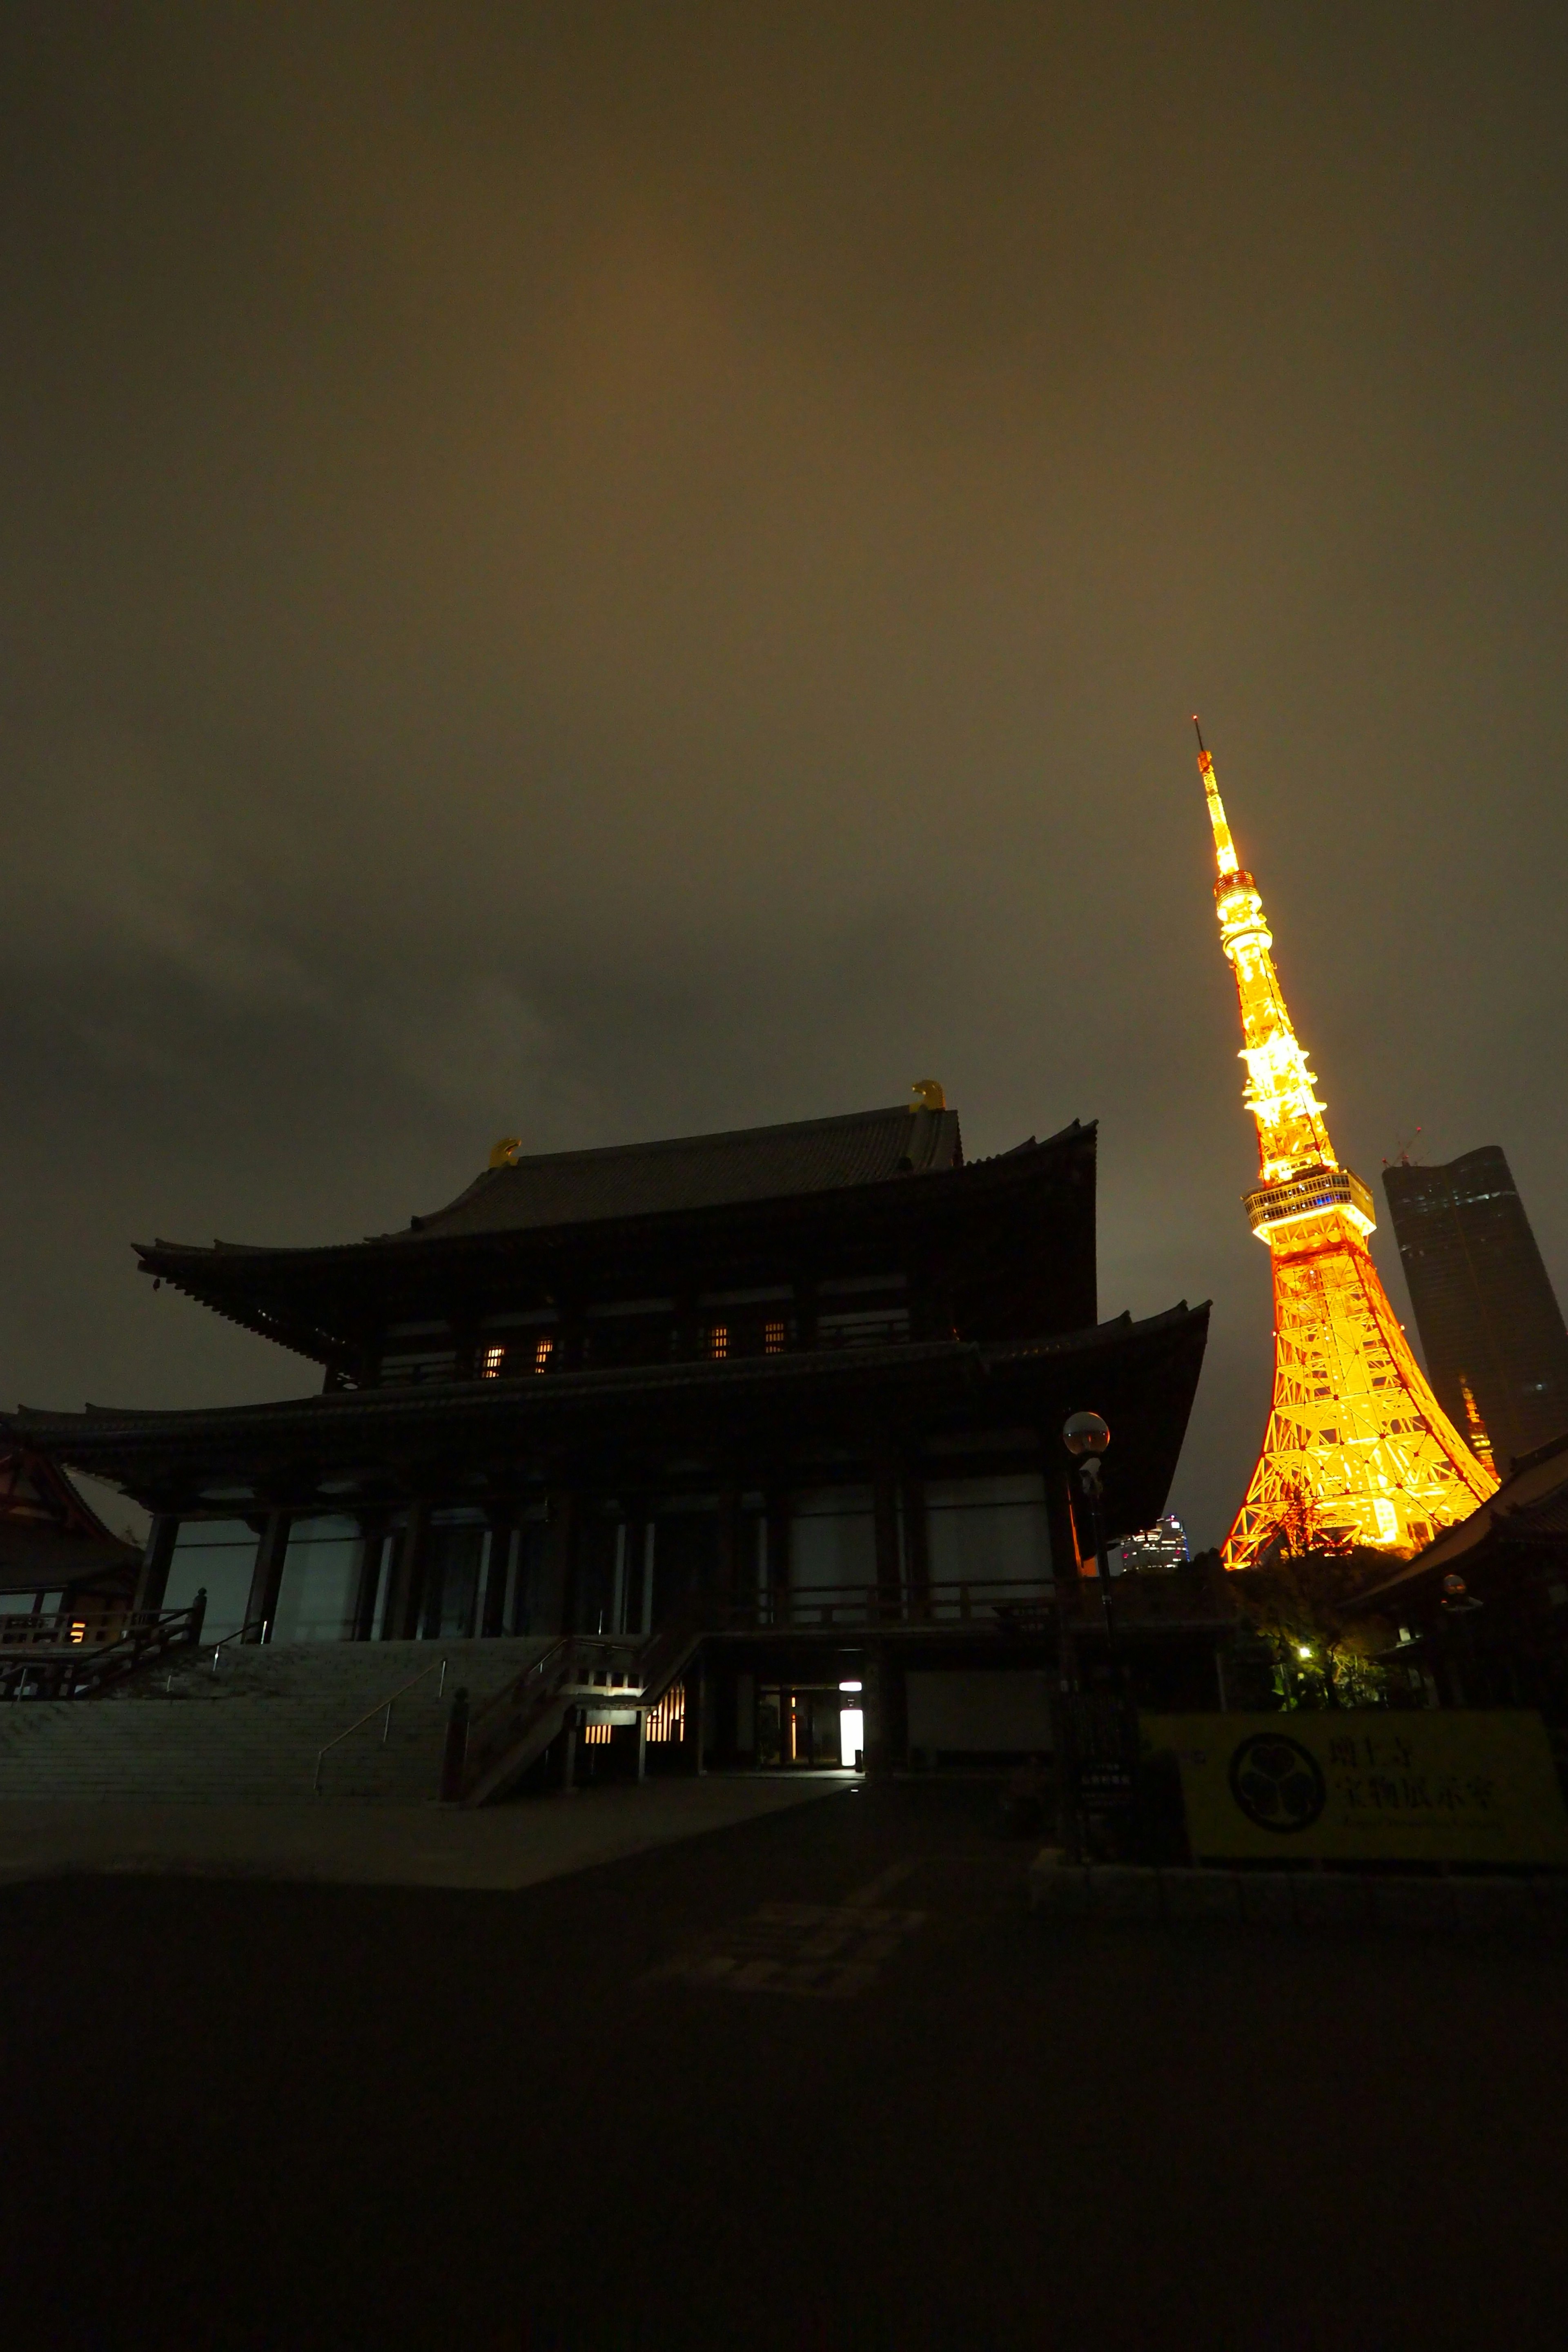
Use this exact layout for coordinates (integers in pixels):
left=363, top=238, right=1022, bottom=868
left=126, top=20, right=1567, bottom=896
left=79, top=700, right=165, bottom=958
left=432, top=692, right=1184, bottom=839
left=397, top=1101, right=963, bottom=1241
left=6, top=1301, right=1209, bottom=1541
left=0, top=1443, right=141, bottom=1596
left=1353, top=1428, right=1568, bottom=1604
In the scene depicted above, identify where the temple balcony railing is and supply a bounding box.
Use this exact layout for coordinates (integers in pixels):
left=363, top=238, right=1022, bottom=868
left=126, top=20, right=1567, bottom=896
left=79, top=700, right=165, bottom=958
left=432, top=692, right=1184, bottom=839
left=0, top=1596, right=208, bottom=1699
left=1, top=1607, right=133, bottom=1651
left=717, top=1577, right=1056, bottom=1632
left=709, top=1567, right=1236, bottom=1636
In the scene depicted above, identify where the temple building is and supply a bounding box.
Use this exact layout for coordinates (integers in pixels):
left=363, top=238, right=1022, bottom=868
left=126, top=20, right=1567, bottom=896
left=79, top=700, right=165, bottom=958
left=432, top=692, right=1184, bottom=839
left=6, top=1094, right=1211, bottom=1784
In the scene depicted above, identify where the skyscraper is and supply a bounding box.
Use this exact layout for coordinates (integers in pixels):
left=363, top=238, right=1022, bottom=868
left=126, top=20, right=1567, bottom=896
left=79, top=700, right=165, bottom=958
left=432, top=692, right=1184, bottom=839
left=1194, top=726, right=1495, bottom=1565
left=1383, top=1146, right=1568, bottom=1468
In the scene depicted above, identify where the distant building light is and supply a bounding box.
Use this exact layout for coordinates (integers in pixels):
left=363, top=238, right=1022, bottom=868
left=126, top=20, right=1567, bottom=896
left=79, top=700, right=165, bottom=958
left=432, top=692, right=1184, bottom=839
left=1114, top=1515, right=1190, bottom=1576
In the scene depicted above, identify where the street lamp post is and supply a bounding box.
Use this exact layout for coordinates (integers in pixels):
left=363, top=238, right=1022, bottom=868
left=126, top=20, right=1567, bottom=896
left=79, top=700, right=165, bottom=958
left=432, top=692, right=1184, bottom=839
left=1062, top=1410, right=1116, bottom=1662
left=1059, top=1410, right=1125, bottom=1864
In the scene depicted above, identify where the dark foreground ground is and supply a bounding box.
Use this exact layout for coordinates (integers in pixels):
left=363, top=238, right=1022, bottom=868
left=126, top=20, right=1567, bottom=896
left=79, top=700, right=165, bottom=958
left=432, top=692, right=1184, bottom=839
left=6, top=1780, right=1567, bottom=2352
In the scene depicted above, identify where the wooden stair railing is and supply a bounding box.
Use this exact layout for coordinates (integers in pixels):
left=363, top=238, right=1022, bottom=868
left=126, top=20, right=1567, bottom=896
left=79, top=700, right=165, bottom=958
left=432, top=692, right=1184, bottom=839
left=629, top=1606, right=705, bottom=1715
left=0, top=1592, right=209, bottom=1703
left=458, top=1613, right=708, bottom=1809
left=458, top=1636, right=582, bottom=1808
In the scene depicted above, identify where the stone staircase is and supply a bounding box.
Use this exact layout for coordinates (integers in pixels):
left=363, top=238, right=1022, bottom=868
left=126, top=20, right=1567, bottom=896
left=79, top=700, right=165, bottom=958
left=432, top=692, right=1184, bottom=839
left=0, top=1640, right=555, bottom=1806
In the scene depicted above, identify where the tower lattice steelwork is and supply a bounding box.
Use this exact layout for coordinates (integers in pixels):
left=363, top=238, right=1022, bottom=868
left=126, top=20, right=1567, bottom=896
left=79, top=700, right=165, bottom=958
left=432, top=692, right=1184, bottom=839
left=1194, top=726, right=1495, bottom=1567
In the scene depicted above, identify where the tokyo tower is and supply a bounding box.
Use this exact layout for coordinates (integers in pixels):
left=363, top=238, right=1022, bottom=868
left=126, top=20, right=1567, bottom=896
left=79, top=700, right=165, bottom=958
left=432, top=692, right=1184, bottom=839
left=1194, top=724, right=1496, bottom=1568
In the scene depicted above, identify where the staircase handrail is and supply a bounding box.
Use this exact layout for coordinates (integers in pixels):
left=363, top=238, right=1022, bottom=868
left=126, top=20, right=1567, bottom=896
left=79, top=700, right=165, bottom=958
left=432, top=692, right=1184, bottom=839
left=313, top=1655, right=448, bottom=1794
left=460, top=1630, right=642, bottom=1744
left=459, top=1636, right=586, bottom=1796
left=207, top=1619, right=271, bottom=1670
left=459, top=1633, right=649, bottom=1805
left=632, top=1606, right=706, bottom=1708
left=463, top=1635, right=571, bottom=1740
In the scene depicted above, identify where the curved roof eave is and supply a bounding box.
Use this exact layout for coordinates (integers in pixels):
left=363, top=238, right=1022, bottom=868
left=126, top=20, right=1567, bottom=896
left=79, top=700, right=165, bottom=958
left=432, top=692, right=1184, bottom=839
left=6, top=1298, right=1206, bottom=1447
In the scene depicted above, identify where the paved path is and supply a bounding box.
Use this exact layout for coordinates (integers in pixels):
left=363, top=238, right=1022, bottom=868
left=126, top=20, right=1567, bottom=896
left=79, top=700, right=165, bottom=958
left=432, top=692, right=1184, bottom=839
left=0, top=1773, right=846, bottom=1890
left=8, top=1780, right=1568, bottom=2350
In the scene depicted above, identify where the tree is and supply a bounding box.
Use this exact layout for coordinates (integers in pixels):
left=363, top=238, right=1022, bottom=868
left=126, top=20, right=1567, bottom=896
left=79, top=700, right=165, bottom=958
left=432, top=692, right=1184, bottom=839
left=1229, top=1545, right=1395, bottom=1709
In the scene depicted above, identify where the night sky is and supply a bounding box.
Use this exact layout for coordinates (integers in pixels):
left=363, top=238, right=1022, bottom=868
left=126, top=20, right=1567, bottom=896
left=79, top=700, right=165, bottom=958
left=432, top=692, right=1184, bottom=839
left=4, top=5, right=1566, bottom=1548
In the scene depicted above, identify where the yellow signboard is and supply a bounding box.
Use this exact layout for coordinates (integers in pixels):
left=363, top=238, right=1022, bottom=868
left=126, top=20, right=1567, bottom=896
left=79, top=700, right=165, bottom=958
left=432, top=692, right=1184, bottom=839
left=1142, top=1710, right=1568, bottom=1866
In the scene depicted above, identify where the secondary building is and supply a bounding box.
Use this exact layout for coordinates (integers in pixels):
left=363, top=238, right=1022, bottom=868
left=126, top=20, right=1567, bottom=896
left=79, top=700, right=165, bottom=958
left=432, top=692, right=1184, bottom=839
left=1383, top=1144, right=1568, bottom=1469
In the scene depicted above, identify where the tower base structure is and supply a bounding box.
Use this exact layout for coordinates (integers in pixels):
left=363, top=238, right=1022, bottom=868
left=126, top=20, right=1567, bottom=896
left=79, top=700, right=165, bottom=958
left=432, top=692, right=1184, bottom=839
left=1224, top=1189, right=1497, bottom=1569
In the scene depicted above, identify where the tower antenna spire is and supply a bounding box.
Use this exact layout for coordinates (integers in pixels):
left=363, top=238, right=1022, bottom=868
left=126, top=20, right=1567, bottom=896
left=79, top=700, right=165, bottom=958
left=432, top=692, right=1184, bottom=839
left=1192, top=725, right=1495, bottom=1566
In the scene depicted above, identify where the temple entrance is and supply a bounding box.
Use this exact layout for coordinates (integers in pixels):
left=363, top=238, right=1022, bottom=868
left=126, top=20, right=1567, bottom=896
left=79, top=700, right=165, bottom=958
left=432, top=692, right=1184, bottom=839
left=755, top=1681, right=863, bottom=1769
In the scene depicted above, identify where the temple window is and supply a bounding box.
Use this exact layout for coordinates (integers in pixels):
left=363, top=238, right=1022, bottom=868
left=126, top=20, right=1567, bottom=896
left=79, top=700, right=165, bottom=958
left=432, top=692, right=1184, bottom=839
left=481, top=1345, right=505, bottom=1379
left=533, top=1336, right=555, bottom=1373
left=708, top=1324, right=729, bottom=1360
left=380, top=1345, right=458, bottom=1386
left=764, top=1318, right=787, bottom=1355
left=817, top=1305, right=911, bottom=1348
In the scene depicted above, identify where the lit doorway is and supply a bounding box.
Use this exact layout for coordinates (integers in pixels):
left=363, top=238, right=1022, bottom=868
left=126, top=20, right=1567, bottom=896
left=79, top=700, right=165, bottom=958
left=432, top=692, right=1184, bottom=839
left=756, top=1680, right=863, bottom=1769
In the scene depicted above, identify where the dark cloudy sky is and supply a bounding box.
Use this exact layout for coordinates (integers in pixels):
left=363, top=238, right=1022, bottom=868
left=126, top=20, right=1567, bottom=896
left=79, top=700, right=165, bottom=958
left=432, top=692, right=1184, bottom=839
left=4, top=3, right=1566, bottom=1547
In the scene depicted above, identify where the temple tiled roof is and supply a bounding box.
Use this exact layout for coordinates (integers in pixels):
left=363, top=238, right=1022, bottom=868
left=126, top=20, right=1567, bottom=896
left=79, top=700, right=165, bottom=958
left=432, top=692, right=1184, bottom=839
left=396, top=1103, right=964, bottom=1242
left=5, top=1301, right=1209, bottom=1541
left=1354, top=1428, right=1568, bottom=1602
left=11, top=1304, right=1198, bottom=1448
left=0, top=1444, right=141, bottom=1594
left=129, top=1105, right=1094, bottom=1369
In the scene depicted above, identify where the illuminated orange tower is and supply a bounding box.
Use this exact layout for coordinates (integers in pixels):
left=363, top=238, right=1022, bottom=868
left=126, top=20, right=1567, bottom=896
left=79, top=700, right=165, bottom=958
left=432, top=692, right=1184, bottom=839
left=1194, top=724, right=1496, bottom=1566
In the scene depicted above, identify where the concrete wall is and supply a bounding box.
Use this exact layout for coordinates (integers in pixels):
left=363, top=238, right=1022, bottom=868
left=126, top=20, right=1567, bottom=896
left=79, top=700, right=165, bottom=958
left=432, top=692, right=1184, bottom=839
left=905, top=1669, right=1054, bottom=1754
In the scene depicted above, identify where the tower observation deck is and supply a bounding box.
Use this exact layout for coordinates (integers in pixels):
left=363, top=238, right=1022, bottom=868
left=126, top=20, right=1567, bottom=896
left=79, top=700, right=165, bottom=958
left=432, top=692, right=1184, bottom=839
left=1194, top=726, right=1496, bottom=1566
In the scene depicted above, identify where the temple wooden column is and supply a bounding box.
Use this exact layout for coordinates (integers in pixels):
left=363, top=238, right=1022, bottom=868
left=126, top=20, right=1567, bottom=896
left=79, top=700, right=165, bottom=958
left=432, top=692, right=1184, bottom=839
left=351, top=1513, right=389, bottom=1642
left=872, top=1450, right=901, bottom=1627
left=861, top=1639, right=891, bottom=1777
left=900, top=1461, right=931, bottom=1621
left=715, top=1475, right=743, bottom=1626
left=620, top=1500, right=650, bottom=1639
left=481, top=1505, right=517, bottom=1638
left=244, top=1510, right=291, bottom=1639
left=546, top=1486, right=578, bottom=1634
left=385, top=1501, right=430, bottom=1640
left=764, top=1489, right=792, bottom=1628
left=693, top=1654, right=708, bottom=1775
left=134, top=1515, right=178, bottom=1616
